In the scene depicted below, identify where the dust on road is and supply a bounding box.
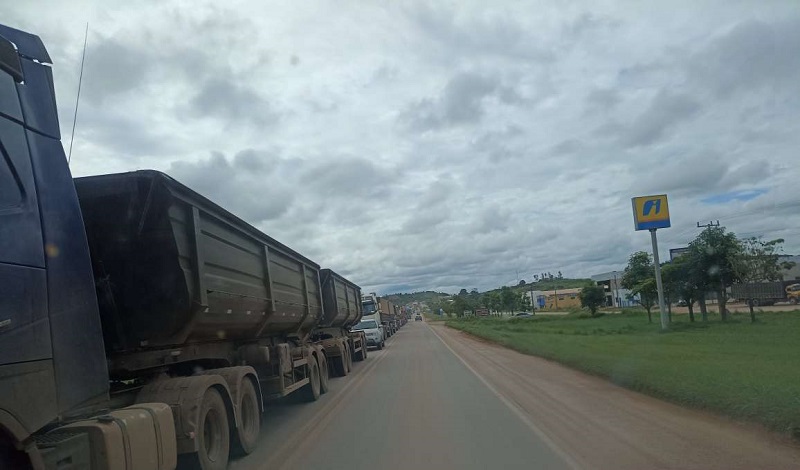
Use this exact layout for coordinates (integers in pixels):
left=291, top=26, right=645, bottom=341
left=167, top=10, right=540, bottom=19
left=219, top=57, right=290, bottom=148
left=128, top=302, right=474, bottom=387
left=432, top=323, right=800, bottom=470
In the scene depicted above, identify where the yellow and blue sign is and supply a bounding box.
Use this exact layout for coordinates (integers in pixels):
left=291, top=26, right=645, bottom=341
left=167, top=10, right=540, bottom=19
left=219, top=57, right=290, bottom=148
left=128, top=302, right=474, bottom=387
left=631, top=194, right=670, bottom=231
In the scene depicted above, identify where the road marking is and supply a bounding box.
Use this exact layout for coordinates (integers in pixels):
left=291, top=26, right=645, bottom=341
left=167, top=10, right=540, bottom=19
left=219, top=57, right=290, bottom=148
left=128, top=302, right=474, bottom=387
left=265, top=332, right=399, bottom=469
left=427, top=324, right=583, bottom=470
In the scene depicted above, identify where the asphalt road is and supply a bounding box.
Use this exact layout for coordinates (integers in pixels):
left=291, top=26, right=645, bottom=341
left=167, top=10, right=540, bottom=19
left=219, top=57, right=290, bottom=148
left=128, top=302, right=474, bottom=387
left=230, top=320, right=800, bottom=470
left=230, top=321, right=571, bottom=470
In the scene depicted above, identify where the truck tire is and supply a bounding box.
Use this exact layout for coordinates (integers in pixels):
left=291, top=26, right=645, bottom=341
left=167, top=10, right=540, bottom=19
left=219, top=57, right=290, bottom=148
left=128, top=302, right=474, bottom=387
left=319, top=354, right=330, bottom=394
left=186, top=388, right=230, bottom=470
left=233, top=378, right=260, bottom=456
left=752, top=299, right=760, bottom=307
left=333, top=343, right=349, bottom=377
left=791, top=298, right=798, bottom=305
left=0, top=436, right=29, bottom=470
left=301, top=357, right=321, bottom=402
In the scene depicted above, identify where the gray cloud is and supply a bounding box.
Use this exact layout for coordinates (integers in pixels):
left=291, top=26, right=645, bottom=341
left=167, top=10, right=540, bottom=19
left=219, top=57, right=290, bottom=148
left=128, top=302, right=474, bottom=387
left=623, top=91, right=701, bottom=147
left=687, top=18, right=800, bottom=98
left=169, top=149, right=293, bottom=222
left=400, top=71, right=520, bottom=131
left=188, top=78, right=279, bottom=128
left=15, top=1, right=800, bottom=294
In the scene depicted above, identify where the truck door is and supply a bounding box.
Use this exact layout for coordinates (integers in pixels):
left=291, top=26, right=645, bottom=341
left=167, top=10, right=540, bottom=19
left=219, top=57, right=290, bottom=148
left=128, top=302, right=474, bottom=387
left=0, top=62, right=49, bottom=365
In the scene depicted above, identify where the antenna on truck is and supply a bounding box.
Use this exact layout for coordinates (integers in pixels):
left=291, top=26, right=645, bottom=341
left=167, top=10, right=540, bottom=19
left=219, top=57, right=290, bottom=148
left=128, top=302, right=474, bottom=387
left=67, top=23, right=88, bottom=165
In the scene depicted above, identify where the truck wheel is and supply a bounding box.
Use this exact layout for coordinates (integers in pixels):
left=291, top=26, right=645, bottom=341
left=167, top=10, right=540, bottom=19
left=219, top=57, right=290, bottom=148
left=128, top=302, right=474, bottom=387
left=333, top=343, right=349, bottom=377
left=189, top=388, right=230, bottom=470
left=752, top=299, right=760, bottom=307
left=319, top=354, right=330, bottom=394
left=790, top=298, right=798, bottom=305
left=0, top=437, right=29, bottom=470
left=233, top=379, right=260, bottom=456
left=301, top=357, right=321, bottom=402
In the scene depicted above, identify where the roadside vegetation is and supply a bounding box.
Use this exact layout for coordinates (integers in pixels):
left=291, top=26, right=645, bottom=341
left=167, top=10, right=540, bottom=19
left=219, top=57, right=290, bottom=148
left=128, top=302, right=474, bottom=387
left=446, top=311, right=800, bottom=437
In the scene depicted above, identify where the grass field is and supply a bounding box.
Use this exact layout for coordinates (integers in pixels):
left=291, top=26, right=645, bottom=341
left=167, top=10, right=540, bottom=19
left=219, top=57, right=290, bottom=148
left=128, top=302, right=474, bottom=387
left=446, top=311, right=800, bottom=437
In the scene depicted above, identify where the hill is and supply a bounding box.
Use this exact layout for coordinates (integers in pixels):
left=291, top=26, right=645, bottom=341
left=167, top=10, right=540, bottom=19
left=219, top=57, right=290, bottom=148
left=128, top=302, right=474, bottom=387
left=382, top=291, right=450, bottom=306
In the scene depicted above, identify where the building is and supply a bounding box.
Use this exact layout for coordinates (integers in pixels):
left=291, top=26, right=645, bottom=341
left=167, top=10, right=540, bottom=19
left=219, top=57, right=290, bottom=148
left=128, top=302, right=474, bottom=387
left=780, top=255, right=800, bottom=281
left=590, top=271, right=638, bottom=307
left=526, top=288, right=582, bottom=311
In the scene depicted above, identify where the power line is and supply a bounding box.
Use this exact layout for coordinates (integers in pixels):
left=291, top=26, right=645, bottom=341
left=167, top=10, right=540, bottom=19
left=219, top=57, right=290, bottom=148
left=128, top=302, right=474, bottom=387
left=68, top=23, right=88, bottom=164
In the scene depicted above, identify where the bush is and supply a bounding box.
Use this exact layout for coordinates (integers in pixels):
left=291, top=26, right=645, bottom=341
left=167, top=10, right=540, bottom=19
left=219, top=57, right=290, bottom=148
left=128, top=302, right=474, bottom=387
left=579, top=286, right=605, bottom=316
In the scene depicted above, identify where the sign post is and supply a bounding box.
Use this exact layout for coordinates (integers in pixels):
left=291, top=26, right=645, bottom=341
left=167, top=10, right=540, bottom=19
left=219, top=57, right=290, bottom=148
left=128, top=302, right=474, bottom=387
left=631, top=194, right=671, bottom=330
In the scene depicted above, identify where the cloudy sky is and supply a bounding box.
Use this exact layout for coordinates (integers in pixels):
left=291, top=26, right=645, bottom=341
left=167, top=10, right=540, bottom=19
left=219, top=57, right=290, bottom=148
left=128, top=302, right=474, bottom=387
left=7, top=1, right=800, bottom=294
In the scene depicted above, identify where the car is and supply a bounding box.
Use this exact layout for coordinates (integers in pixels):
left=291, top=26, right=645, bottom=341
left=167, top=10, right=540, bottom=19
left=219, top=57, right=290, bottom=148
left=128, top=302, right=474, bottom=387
left=352, top=318, right=385, bottom=350
left=676, top=300, right=688, bottom=307
left=414, top=315, right=422, bottom=321
left=514, top=312, right=533, bottom=317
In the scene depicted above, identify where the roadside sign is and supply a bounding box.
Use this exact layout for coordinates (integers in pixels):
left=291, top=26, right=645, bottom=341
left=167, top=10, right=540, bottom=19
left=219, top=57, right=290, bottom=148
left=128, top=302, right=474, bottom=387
left=631, top=194, right=670, bottom=231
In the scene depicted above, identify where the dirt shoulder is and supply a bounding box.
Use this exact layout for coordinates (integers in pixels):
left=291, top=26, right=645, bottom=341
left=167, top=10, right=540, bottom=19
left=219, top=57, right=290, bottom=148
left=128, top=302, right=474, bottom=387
left=431, top=323, right=800, bottom=470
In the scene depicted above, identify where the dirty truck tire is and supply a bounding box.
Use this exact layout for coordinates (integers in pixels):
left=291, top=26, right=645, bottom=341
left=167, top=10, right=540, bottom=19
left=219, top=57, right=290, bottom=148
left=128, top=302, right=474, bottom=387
left=319, top=354, right=330, bottom=394
left=333, top=343, right=349, bottom=377
left=301, top=356, right=321, bottom=402
left=187, top=387, right=230, bottom=470
left=233, top=379, right=260, bottom=456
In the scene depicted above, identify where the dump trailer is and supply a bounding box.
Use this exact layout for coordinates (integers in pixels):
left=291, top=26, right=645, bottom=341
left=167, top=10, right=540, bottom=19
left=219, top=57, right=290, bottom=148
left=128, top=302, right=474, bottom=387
left=311, top=269, right=367, bottom=379
left=0, top=24, right=349, bottom=470
left=379, top=298, right=399, bottom=333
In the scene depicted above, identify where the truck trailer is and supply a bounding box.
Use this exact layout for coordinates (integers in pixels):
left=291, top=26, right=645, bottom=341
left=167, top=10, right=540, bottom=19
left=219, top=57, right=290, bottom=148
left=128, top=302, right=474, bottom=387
left=0, top=24, right=370, bottom=470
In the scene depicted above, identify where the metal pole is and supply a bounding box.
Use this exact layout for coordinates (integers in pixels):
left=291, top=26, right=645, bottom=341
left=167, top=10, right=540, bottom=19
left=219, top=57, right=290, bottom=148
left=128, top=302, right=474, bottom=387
left=650, top=229, right=669, bottom=329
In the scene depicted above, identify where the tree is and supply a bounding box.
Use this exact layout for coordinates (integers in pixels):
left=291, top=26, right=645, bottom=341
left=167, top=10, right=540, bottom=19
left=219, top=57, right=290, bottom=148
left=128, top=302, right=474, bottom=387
left=734, top=237, right=794, bottom=322
left=500, top=286, right=517, bottom=313
left=518, top=279, right=526, bottom=286
left=579, top=286, right=605, bottom=316
left=484, top=291, right=501, bottom=314
left=665, top=255, right=702, bottom=322
left=688, top=227, right=742, bottom=321
left=557, top=271, right=563, bottom=279
left=458, top=288, right=469, bottom=297
left=622, top=251, right=658, bottom=322
left=515, top=291, right=531, bottom=312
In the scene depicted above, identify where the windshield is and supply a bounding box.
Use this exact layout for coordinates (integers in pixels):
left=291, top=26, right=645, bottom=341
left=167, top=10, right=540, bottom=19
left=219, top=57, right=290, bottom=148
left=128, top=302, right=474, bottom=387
left=362, top=302, right=377, bottom=314
left=353, top=320, right=378, bottom=330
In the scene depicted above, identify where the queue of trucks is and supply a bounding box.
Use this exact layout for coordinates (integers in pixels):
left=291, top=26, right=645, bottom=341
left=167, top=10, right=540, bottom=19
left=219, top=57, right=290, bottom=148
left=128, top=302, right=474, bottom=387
left=0, top=24, right=405, bottom=470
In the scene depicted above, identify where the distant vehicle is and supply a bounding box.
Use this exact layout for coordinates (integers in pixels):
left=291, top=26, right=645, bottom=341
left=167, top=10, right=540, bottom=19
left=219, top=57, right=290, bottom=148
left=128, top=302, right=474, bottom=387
left=514, top=312, right=533, bottom=317
left=731, top=281, right=800, bottom=306
left=676, top=300, right=688, bottom=307
left=352, top=318, right=385, bottom=350
left=787, top=284, right=800, bottom=304
left=415, top=315, right=423, bottom=321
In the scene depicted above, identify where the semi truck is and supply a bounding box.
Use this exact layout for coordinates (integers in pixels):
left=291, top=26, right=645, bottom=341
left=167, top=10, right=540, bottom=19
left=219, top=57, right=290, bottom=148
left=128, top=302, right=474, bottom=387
left=0, top=24, right=372, bottom=470
left=730, top=281, right=800, bottom=306
left=311, top=269, right=368, bottom=378
left=361, top=293, right=390, bottom=338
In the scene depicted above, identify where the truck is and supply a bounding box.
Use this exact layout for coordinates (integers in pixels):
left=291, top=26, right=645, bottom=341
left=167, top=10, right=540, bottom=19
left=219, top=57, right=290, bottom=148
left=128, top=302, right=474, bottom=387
left=0, top=24, right=369, bottom=470
left=730, top=281, right=800, bottom=306
left=311, top=269, right=368, bottom=378
left=379, top=298, right=400, bottom=334
left=361, top=293, right=390, bottom=339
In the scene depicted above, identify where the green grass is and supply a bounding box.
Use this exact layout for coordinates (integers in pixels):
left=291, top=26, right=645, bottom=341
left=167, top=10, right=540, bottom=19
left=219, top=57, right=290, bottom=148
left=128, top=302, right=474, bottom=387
left=446, top=311, right=800, bottom=437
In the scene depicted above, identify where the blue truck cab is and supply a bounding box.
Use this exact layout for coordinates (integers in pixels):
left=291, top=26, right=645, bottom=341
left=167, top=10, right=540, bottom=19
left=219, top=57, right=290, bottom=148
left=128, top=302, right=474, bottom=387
left=0, top=24, right=109, bottom=464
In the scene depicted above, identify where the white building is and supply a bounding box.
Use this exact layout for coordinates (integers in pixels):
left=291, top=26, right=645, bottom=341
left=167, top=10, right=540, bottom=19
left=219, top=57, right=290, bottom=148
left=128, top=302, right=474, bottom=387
left=590, top=271, right=638, bottom=308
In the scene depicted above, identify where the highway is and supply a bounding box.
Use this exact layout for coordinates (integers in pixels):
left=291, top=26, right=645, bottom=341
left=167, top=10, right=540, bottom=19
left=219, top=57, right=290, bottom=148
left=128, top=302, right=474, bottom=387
left=230, top=320, right=800, bottom=470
